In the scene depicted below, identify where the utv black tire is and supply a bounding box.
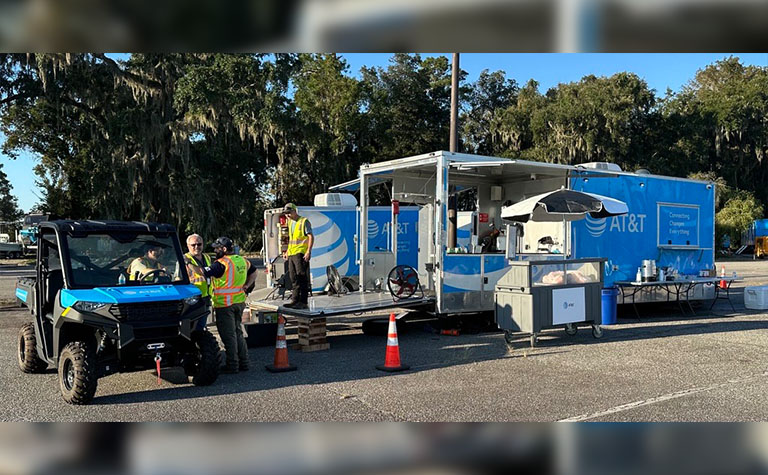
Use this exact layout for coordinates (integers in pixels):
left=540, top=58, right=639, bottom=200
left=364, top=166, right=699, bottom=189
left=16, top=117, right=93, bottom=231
left=18, top=322, right=47, bottom=373
left=186, top=330, right=220, bottom=386
left=58, top=341, right=98, bottom=405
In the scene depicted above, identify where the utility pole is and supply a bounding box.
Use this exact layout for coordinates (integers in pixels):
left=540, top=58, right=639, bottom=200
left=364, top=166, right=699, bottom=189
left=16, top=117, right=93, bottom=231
left=448, top=53, right=459, bottom=249
left=449, top=53, right=459, bottom=153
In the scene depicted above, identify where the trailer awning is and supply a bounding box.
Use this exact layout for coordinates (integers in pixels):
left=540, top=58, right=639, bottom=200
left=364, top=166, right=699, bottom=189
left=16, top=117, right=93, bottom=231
left=329, top=178, right=360, bottom=192
left=449, top=159, right=574, bottom=176
left=329, top=174, right=391, bottom=192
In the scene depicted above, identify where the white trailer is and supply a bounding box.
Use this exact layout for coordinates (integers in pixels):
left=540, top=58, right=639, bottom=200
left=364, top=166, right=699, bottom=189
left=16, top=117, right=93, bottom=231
left=253, top=151, right=716, bottom=319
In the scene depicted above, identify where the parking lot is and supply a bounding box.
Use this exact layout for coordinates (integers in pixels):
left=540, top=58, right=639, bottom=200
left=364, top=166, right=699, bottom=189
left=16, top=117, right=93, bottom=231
left=0, top=258, right=766, bottom=421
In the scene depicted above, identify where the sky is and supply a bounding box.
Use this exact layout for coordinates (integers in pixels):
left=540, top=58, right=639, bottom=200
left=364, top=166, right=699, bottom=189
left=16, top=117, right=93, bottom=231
left=2, top=53, right=766, bottom=213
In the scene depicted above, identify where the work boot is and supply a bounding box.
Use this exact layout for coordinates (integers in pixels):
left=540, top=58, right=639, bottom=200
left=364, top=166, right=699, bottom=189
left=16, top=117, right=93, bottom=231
left=292, top=302, right=308, bottom=310
left=283, top=301, right=298, bottom=309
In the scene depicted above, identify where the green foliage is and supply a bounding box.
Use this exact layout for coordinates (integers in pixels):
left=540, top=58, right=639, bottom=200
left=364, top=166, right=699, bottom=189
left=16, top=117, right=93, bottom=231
left=462, top=69, right=517, bottom=156
left=293, top=54, right=363, bottom=197
left=0, top=54, right=766, bottom=251
left=360, top=53, right=459, bottom=162
left=716, top=191, right=764, bottom=247
left=0, top=164, right=21, bottom=221
left=495, top=72, right=656, bottom=167
left=671, top=58, right=768, bottom=204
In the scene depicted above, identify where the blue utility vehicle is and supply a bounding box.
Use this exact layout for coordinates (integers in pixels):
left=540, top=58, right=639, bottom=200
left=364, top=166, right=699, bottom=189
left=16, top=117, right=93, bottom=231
left=15, top=220, right=219, bottom=404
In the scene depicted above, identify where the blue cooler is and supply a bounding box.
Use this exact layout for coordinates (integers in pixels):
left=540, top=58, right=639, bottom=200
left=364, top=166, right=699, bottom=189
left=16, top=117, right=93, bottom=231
left=601, top=287, right=619, bottom=325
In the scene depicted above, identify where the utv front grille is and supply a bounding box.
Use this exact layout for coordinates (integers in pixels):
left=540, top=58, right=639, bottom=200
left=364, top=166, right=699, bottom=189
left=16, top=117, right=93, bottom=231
left=109, top=300, right=184, bottom=323
left=133, top=326, right=179, bottom=341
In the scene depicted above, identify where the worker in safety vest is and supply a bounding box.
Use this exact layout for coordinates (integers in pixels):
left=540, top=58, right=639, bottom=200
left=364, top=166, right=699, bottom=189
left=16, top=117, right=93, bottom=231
left=201, top=236, right=257, bottom=374
left=184, top=233, right=212, bottom=331
left=282, top=203, right=314, bottom=310
left=128, top=244, right=166, bottom=281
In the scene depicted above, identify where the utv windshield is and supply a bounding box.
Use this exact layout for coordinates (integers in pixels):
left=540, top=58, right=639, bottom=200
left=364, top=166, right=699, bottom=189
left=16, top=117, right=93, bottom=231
left=64, top=232, right=189, bottom=287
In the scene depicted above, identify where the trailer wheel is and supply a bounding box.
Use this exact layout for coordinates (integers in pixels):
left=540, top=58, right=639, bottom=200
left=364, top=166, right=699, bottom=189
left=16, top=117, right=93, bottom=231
left=18, top=323, right=47, bottom=373
left=564, top=324, right=578, bottom=336
left=185, top=330, right=220, bottom=386
left=592, top=325, right=604, bottom=339
left=58, top=341, right=98, bottom=405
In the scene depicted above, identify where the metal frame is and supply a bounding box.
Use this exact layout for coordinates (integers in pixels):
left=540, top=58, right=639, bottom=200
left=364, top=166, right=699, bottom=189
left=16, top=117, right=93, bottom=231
left=356, top=151, right=581, bottom=314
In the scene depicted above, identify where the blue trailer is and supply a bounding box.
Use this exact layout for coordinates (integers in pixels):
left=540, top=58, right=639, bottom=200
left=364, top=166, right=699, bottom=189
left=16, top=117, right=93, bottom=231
left=263, top=198, right=420, bottom=293
left=741, top=219, right=768, bottom=257
left=256, top=151, right=716, bottom=319
left=570, top=172, right=715, bottom=288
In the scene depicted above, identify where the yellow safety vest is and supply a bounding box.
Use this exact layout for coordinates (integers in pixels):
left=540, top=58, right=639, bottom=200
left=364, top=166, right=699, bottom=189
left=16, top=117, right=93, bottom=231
left=286, top=217, right=309, bottom=256
left=128, top=257, right=162, bottom=280
left=212, top=254, right=248, bottom=308
left=185, top=252, right=212, bottom=298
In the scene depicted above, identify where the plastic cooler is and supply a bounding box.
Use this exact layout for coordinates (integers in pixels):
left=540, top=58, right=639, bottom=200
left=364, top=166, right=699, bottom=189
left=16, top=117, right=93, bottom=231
left=601, top=287, right=619, bottom=325
left=744, top=286, right=768, bottom=310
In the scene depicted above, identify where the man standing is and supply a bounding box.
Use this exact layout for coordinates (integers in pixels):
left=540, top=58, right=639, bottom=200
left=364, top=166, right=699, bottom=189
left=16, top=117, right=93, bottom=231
left=201, top=237, right=258, bottom=374
left=184, top=234, right=212, bottom=331
left=282, top=203, right=313, bottom=310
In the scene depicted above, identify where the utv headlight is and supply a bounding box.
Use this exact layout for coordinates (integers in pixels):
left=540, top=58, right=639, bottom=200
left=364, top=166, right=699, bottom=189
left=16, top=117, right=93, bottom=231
left=183, top=296, right=200, bottom=306
left=73, top=301, right=107, bottom=313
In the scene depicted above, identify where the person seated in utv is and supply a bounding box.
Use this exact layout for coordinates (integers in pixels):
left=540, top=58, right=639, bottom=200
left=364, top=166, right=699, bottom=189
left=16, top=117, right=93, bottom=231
left=128, top=244, right=167, bottom=281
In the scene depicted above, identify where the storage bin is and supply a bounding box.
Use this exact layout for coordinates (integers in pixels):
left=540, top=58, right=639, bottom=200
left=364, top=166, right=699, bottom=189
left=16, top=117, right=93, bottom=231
left=744, top=285, right=768, bottom=310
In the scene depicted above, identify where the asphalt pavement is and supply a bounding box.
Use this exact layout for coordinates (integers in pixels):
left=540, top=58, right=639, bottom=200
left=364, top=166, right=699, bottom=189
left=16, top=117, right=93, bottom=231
left=0, top=258, right=766, bottom=421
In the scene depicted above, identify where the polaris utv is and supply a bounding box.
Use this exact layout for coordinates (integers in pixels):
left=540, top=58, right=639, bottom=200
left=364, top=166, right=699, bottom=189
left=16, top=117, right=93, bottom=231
left=15, top=220, right=219, bottom=405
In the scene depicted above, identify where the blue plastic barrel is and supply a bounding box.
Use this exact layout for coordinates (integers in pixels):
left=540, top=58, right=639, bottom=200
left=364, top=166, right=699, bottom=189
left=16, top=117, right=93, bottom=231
left=601, top=287, right=619, bottom=325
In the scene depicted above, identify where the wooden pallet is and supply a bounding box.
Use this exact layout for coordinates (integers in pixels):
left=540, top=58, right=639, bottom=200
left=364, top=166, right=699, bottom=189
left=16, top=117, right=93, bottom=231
left=291, top=317, right=330, bottom=352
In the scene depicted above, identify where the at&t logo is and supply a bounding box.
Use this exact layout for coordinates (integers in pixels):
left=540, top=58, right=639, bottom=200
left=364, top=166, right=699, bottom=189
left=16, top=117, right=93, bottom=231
left=584, top=213, right=647, bottom=238
left=367, top=220, right=379, bottom=238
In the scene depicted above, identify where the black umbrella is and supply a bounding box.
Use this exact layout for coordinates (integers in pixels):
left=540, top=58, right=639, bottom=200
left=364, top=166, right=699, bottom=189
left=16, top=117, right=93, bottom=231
left=501, top=188, right=629, bottom=258
left=501, top=188, right=629, bottom=223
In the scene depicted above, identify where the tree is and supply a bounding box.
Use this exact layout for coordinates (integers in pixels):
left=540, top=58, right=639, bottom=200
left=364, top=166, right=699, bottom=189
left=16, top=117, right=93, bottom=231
left=360, top=54, right=462, bottom=162
left=2, top=53, right=767, bottom=249
left=0, top=53, right=296, bottom=249
left=293, top=54, right=363, bottom=198
left=462, top=69, right=517, bottom=155
left=0, top=164, right=22, bottom=222
left=678, top=58, right=768, bottom=201
left=493, top=79, right=544, bottom=158
left=492, top=73, right=656, bottom=168
left=716, top=191, right=764, bottom=247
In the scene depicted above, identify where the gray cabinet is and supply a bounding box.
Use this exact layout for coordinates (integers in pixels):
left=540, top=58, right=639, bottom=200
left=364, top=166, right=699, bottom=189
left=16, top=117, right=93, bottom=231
left=495, top=258, right=605, bottom=346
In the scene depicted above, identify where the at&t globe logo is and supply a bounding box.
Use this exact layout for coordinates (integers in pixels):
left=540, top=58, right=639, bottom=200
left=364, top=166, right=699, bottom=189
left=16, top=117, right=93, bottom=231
left=584, top=214, right=607, bottom=238
left=367, top=219, right=379, bottom=238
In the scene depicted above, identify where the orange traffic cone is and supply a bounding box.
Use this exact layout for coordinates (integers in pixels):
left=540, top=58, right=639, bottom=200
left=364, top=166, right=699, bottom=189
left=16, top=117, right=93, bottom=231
left=266, top=315, right=297, bottom=373
left=719, top=266, right=727, bottom=289
left=376, top=313, right=410, bottom=372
